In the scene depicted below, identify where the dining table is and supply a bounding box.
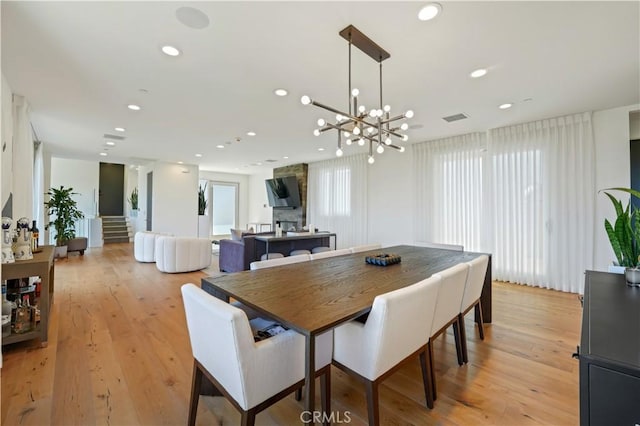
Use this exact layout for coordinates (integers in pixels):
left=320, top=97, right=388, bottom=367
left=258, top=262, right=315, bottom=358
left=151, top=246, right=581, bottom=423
left=201, top=245, right=492, bottom=421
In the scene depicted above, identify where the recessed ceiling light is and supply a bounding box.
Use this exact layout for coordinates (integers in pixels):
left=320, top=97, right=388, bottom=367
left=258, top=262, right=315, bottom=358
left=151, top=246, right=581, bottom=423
left=283, top=156, right=289, bottom=159
left=418, top=3, right=442, bottom=21
left=470, top=68, right=487, bottom=78
left=178, top=161, right=184, bottom=164
left=318, top=148, right=325, bottom=152
left=216, top=145, right=225, bottom=149
left=99, top=152, right=108, bottom=156
left=127, top=104, right=141, bottom=111
left=106, top=141, right=116, bottom=146
left=499, top=103, right=513, bottom=110
left=195, top=153, right=202, bottom=157
left=256, top=162, right=263, bottom=166
left=246, top=131, right=256, bottom=136
left=161, top=45, right=181, bottom=57
left=274, top=88, right=288, bottom=97
left=114, top=127, right=125, bottom=132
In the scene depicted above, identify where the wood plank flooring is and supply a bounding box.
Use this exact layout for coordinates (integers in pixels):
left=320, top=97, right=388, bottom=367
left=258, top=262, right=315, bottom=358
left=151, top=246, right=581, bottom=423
left=1, top=243, right=582, bottom=425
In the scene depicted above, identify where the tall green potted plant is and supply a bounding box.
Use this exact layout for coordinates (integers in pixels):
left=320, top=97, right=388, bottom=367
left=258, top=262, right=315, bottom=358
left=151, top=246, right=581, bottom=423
left=128, top=187, right=139, bottom=217
left=198, top=183, right=210, bottom=238
left=44, top=186, right=85, bottom=257
left=601, top=187, right=640, bottom=285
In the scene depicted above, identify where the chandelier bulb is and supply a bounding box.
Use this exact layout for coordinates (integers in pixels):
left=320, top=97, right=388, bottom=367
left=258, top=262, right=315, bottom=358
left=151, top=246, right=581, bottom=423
left=343, top=131, right=351, bottom=137
left=351, top=88, right=360, bottom=97
left=301, top=95, right=311, bottom=105
left=377, top=109, right=383, bottom=117
left=346, top=139, right=352, bottom=145
left=400, top=123, right=409, bottom=131
left=385, top=137, right=392, bottom=145
left=313, top=129, right=321, bottom=137
left=367, top=127, right=375, bottom=134
left=317, top=118, right=326, bottom=127
left=336, top=114, right=344, bottom=122
left=383, top=105, right=391, bottom=112
left=377, top=145, right=385, bottom=154
left=336, top=148, right=344, bottom=157
left=405, top=110, right=414, bottom=119
left=358, top=105, right=366, bottom=113
left=368, top=110, right=377, bottom=118
left=399, top=146, right=406, bottom=153
left=368, top=155, right=375, bottom=164
left=357, top=139, right=365, bottom=146
left=353, top=127, right=361, bottom=135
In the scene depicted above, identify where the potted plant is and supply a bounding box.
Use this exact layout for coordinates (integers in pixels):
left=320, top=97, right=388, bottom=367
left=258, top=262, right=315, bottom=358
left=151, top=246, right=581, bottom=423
left=128, top=187, right=139, bottom=217
left=44, top=186, right=85, bottom=258
left=198, top=183, right=210, bottom=238
left=600, top=187, right=640, bottom=285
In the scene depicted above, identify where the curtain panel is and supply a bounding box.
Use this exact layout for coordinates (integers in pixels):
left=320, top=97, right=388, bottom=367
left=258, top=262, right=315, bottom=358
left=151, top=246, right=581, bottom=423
left=413, top=112, right=594, bottom=293
left=307, top=154, right=368, bottom=249
left=413, top=133, right=486, bottom=252
left=488, top=112, right=594, bottom=293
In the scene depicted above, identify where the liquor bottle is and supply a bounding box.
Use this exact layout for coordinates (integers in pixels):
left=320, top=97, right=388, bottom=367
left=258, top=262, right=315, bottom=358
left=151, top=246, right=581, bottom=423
left=31, top=220, right=39, bottom=252
left=2, top=281, right=12, bottom=316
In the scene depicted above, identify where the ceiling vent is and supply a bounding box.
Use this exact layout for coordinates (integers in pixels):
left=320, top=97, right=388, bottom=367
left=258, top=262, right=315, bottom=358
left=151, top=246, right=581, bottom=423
left=442, top=113, right=469, bottom=123
left=103, top=133, right=125, bottom=141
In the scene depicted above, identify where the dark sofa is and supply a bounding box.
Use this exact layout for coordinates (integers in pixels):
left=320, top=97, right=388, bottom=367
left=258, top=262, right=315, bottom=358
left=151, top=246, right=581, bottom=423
left=218, top=231, right=331, bottom=272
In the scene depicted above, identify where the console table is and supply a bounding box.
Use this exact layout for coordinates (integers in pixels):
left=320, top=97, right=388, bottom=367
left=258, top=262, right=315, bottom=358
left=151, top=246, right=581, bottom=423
left=579, top=271, right=640, bottom=425
left=255, top=232, right=336, bottom=257
left=2, top=245, right=55, bottom=347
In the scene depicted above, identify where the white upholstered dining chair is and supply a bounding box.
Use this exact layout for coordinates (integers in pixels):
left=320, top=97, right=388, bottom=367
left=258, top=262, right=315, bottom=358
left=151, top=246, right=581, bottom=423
left=350, top=243, right=382, bottom=253
left=428, top=263, right=469, bottom=401
left=309, top=248, right=352, bottom=260
left=249, top=253, right=311, bottom=270
left=459, top=255, right=490, bottom=363
left=332, top=275, right=442, bottom=423
left=181, top=284, right=332, bottom=426
left=414, top=241, right=464, bottom=251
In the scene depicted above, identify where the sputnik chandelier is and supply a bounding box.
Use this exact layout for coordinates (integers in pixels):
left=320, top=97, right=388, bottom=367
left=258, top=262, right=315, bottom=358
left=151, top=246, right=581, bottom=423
left=301, top=25, right=413, bottom=164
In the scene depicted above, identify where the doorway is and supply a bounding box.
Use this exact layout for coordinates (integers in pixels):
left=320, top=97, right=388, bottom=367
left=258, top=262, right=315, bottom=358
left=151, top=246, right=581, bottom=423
left=98, top=162, right=124, bottom=216
left=146, top=172, right=153, bottom=231
left=209, top=181, right=239, bottom=236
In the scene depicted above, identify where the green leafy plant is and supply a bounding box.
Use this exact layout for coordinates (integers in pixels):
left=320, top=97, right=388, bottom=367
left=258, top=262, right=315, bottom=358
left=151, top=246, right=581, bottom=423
left=128, top=187, right=139, bottom=210
left=44, top=186, right=85, bottom=246
left=198, top=183, right=207, bottom=215
left=600, top=187, right=640, bottom=268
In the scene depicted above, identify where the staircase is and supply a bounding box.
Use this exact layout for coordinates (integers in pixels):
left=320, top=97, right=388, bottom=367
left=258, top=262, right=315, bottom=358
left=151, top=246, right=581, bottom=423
left=101, top=216, right=132, bottom=243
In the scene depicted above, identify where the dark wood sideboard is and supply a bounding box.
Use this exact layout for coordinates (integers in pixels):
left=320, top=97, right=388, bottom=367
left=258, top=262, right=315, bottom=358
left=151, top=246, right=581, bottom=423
left=579, top=271, right=640, bottom=425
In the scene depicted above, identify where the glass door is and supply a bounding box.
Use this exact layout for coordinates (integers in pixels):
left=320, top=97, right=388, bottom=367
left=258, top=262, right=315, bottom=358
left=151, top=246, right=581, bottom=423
left=209, top=181, right=239, bottom=236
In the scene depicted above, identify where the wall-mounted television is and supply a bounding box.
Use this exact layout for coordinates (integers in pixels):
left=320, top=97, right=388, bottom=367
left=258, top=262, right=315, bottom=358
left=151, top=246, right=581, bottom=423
left=265, top=176, right=301, bottom=208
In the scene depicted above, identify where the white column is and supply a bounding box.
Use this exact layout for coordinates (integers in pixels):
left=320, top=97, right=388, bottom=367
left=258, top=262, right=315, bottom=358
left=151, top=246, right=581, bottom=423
left=11, top=95, right=34, bottom=221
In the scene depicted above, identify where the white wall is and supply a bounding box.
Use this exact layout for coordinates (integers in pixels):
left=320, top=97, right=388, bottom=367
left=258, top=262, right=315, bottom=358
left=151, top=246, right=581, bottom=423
left=587, top=104, right=639, bottom=271
left=1, top=74, right=13, bottom=212
left=199, top=170, right=251, bottom=229
left=141, top=162, right=198, bottom=236
left=247, top=171, right=273, bottom=226
left=50, top=157, right=99, bottom=218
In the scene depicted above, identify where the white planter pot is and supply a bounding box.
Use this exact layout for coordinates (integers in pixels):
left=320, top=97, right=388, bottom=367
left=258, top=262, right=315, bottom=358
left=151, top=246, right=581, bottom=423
left=198, top=216, right=210, bottom=239
left=54, top=245, right=68, bottom=259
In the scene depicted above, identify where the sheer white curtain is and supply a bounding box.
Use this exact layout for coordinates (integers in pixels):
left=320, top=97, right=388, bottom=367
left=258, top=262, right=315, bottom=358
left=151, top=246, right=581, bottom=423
left=488, top=112, right=594, bottom=293
left=413, top=133, right=486, bottom=252
left=307, top=154, right=368, bottom=249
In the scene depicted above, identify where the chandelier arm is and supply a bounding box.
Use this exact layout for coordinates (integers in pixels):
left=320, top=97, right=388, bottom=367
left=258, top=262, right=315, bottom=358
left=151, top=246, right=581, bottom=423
left=381, top=114, right=408, bottom=124
left=309, top=100, right=354, bottom=121
left=386, top=143, right=404, bottom=151
left=379, top=128, right=405, bottom=139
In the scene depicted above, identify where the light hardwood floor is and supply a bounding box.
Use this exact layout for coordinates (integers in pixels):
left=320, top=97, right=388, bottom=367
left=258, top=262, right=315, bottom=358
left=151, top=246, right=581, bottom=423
left=1, top=243, right=581, bottom=425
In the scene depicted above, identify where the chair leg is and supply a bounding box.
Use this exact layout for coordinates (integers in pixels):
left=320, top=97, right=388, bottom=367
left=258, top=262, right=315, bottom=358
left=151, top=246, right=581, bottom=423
left=188, top=361, right=203, bottom=426
left=295, top=388, right=302, bottom=401
left=475, top=301, right=485, bottom=340
left=365, top=380, right=380, bottom=426
left=428, top=340, right=437, bottom=401
left=459, top=313, right=469, bottom=364
left=321, top=367, right=331, bottom=426
left=419, top=349, right=434, bottom=409
left=240, top=409, right=256, bottom=426
left=453, top=320, right=464, bottom=366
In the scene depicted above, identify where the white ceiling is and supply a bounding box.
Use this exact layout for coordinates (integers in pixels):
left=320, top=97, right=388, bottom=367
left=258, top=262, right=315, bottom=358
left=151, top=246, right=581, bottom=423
left=2, top=1, right=639, bottom=174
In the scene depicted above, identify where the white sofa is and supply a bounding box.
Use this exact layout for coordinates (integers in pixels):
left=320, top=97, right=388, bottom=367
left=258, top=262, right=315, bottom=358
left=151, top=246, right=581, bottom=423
left=134, top=231, right=170, bottom=263
left=155, top=236, right=212, bottom=273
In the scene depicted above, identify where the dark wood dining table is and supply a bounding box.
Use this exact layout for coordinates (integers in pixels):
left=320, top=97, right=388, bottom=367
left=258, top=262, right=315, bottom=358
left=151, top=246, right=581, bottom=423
left=201, top=245, right=492, bottom=419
